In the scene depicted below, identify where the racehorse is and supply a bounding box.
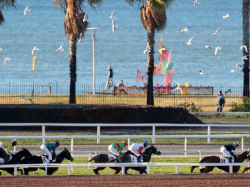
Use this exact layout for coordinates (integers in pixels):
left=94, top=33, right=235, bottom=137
left=20, top=148, right=73, bottom=175
left=191, top=150, right=250, bottom=173
left=89, top=145, right=161, bottom=175
left=0, top=148, right=32, bottom=175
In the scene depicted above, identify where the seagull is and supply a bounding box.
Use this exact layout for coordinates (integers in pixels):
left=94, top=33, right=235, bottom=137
left=236, top=63, right=243, bottom=68
left=231, top=69, right=235, bottom=73
left=212, top=27, right=220, bottom=35
left=240, top=45, right=248, bottom=53
left=4, top=57, right=11, bottom=64
left=181, top=26, right=188, bottom=34
left=205, top=45, right=211, bottom=50
left=143, top=48, right=150, bottom=54
left=0, top=47, right=5, bottom=52
left=83, top=13, right=88, bottom=23
left=193, top=0, right=200, bottom=6
left=214, top=47, right=222, bottom=56
left=109, top=11, right=115, bottom=19
left=24, top=6, right=31, bottom=16
left=112, top=20, right=117, bottom=32
left=222, top=13, right=230, bottom=19
left=56, top=44, right=64, bottom=52
left=17, top=95, right=34, bottom=104
left=31, top=45, right=39, bottom=55
left=186, top=37, right=193, bottom=46
left=172, top=83, right=181, bottom=91
left=242, top=55, right=249, bottom=63
left=199, top=70, right=205, bottom=75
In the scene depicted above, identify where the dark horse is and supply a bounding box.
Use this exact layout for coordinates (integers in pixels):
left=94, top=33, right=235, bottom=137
left=89, top=145, right=161, bottom=175
left=20, top=148, right=73, bottom=175
left=191, top=151, right=250, bottom=173
left=0, top=148, right=32, bottom=175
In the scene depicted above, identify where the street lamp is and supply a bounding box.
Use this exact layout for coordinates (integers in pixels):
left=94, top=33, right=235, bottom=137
left=87, top=27, right=99, bottom=95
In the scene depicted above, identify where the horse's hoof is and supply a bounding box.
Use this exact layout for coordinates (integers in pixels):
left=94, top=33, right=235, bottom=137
left=93, top=169, right=99, bottom=175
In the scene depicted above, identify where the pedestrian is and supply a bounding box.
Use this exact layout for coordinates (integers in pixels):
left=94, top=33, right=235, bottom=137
left=216, top=91, right=225, bottom=112
left=103, top=66, right=113, bottom=92
left=117, top=80, right=127, bottom=94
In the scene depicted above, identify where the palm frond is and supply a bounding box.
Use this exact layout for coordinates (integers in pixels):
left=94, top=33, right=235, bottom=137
left=0, top=0, right=16, bottom=9
left=0, top=10, right=4, bottom=25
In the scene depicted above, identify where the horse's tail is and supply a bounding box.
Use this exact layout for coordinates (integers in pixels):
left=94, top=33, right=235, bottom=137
left=191, top=157, right=207, bottom=173
left=88, top=155, right=97, bottom=163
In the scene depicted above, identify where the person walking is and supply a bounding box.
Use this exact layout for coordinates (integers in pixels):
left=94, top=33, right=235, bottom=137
left=216, top=91, right=225, bottom=112
left=117, top=80, right=127, bottom=94
left=103, top=66, right=113, bottom=92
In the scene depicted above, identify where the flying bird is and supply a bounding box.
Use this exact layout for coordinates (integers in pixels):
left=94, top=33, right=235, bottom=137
left=236, top=63, right=243, bottom=68
left=214, top=47, right=222, bottom=56
left=83, top=13, right=88, bottom=23
left=222, top=13, right=230, bottom=19
left=24, top=6, right=31, bottom=16
left=231, top=69, right=235, bottom=73
left=242, top=55, right=249, bottom=63
left=181, top=26, right=188, bottom=34
left=31, top=45, right=39, bottom=55
left=193, top=0, right=200, bottom=6
left=143, top=48, right=150, bottom=54
left=4, top=57, right=11, bottom=64
left=0, top=47, right=4, bottom=52
left=112, top=20, right=117, bottom=32
left=109, top=11, right=115, bottom=19
left=212, top=27, right=220, bottom=35
left=17, top=95, right=34, bottom=104
left=205, top=45, right=211, bottom=50
left=240, top=45, right=248, bottom=53
left=56, top=44, right=64, bottom=52
left=199, top=70, right=205, bottom=75
left=186, top=37, right=193, bottom=46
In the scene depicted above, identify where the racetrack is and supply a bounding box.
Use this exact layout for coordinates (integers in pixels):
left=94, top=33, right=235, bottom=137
left=0, top=174, right=249, bottom=187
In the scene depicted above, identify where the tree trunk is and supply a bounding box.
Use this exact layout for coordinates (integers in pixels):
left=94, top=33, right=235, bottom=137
left=146, top=27, right=155, bottom=106
left=243, top=0, right=249, bottom=97
left=69, top=35, right=77, bottom=104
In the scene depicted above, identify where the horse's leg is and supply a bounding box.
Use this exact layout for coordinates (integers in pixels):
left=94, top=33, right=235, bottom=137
left=114, top=167, right=121, bottom=174
left=24, top=168, right=29, bottom=175
left=201, top=166, right=214, bottom=173
left=18, top=169, right=23, bottom=175
left=243, top=167, right=250, bottom=173
left=93, top=167, right=105, bottom=175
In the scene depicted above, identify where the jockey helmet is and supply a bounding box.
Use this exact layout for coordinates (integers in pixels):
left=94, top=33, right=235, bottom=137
left=234, top=141, right=240, bottom=146
left=11, top=140, right=17, bottom=147
left=143, top=140, right=149, bottom=146
left=122, top=141, right=128, bottom=146
left=55, top=141, right=60, bottom=147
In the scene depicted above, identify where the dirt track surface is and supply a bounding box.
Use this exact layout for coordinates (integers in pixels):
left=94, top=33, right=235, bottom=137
left=0, top=174, right=250, bottom=187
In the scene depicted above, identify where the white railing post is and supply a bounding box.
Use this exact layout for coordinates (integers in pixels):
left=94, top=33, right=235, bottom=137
left=97, top=126, right=100, bottom=144
left=128, top=138, right=131, bottom=147
left=147, top=162, right=150, bottom=174
left=207, top=126, right=211, bottom=144
left=42, top=125, right=45, bottom=144
left=45, top=165, right=48, bottom=175
left=88, top=153, right=91, bottom=173
left=242, top=137, right=244, bottom=150
left=229, top=165, right=233, bottom=173
left=184, top=138, right=187, bottom=157
left=198, top=150, right=202, bottom=169
left=152, top=126, right=155, bottom=144
left=68, top=166, right=72, bottom=175
left=122, top=167, right=125, bottom=174
left=14, top=167, right=17, bottom=176
left=14, top=145, right=16, bottom=152
left=175, top=166, right=179, bottom=174
left=71, top=138, right=74, bottom=154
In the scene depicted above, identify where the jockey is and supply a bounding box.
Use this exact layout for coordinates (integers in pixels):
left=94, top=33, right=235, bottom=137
left=40, top=141, right=60, bottom=162
left=128, top=140, right=149, bottom=162
left=108, top=141, right=128, bottom=157
left=220, top=141, right=240, bottom=163
left=0, top=140, right=17, bottom=164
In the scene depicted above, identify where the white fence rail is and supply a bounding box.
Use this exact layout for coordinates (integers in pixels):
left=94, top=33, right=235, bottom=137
left=2, top=162, right=250, bottom=175
left=1, top=123, right=250, bottom=156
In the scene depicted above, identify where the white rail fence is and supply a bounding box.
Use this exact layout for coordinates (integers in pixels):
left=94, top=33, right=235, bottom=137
left=1, top=123, right=250, bottom=156
left=2, top=162, right=250, bottom=175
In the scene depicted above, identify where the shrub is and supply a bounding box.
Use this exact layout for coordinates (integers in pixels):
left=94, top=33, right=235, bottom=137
left=230, top=97, right=250, bottom=112
left=177, top=102, right=202, bottom=112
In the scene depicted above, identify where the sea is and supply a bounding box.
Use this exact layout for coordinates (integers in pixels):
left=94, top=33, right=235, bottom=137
left=0, top=0, right=246, bottom=90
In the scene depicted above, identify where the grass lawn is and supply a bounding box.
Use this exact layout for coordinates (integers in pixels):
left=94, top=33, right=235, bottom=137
left=1, top=157, right=249, bottom=176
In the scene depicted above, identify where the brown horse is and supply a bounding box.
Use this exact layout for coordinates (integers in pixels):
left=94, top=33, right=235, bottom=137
left=191, top=151, right=250, bottom=173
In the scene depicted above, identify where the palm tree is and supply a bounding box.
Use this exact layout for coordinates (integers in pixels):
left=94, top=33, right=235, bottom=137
left=54, top=0, right=102, bottom=104
left=242, top=0, right=249, bottom=97
left=0, top=0, right=16, bottom=25
left=125, top=0, right=173, bottom=105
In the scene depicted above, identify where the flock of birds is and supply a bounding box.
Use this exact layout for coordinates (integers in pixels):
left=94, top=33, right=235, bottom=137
left=182, top=0, right=248, bottom=76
